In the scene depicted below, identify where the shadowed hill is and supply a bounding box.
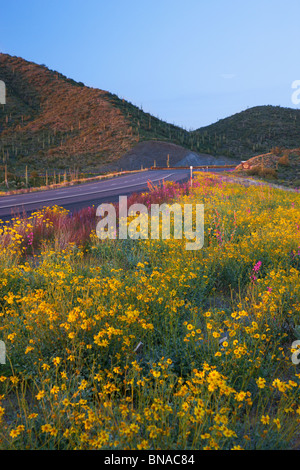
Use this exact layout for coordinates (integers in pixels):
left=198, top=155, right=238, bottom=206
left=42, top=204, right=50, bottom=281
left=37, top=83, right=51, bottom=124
left=101, top=140, right=239, bottom=172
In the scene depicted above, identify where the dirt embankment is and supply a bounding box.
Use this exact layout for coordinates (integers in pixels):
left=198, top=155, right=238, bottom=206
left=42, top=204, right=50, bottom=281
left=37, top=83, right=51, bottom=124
left=100, top=140, right=240, bottom=172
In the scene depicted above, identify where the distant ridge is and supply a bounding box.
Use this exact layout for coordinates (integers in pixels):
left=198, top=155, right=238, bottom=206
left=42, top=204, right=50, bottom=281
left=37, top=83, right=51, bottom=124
left=192, top=105, right=300, bottom=159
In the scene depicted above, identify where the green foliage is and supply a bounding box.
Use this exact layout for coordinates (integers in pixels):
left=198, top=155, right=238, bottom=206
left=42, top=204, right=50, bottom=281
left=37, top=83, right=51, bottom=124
left=192, top=106, right=300, bottom=159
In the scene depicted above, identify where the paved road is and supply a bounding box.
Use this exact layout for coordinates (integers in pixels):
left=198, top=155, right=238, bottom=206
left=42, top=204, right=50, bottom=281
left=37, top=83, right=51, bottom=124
left=0, top=169, right=190, bottom=220
left=0, top=168, right=230, bottom=220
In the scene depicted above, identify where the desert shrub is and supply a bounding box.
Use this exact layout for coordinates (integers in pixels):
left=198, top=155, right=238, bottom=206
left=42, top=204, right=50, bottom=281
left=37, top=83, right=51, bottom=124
left=278, top=152, right=290, bottom=166
left=271, top=146, right=284, bottom=156
left=247, top=165, right=277, bottom=179
left=259, top=167, right=278, bottom=178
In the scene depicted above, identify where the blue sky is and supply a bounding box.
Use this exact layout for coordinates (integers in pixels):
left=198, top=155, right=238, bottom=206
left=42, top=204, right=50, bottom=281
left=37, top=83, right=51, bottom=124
left=1, top=0, right=300, bottom=129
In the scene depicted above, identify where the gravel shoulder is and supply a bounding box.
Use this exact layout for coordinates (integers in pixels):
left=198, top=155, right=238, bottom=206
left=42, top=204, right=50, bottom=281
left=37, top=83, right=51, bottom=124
left=216, top=174, right=300, bottom=193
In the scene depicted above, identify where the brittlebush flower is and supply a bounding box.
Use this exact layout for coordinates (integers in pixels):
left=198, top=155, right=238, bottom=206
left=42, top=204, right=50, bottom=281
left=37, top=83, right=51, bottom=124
left=10, top=425, right=25, bottom=438
left=52, top=357, right=61, bottom=366
left=261, top=415, right=270, bottom=425
left=36, top=390, right=46, bottom=400
left=235, top=391, right=246, bottom=402
left=137, top=440, right=149, bottom=450
left=1, top=177, right=300, bottom=450
left=273, top=418, right=281, bottom=430
left=256, top=377, right=266, bottom=389
left=41, top=424, right=57, bottom=436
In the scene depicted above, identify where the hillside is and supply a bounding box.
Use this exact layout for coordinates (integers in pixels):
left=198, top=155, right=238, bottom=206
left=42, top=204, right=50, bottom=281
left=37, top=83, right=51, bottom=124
left=1, top=53, right=300, bottom=179
left=234, top=146, right=300, bottom=188
left=0, top=53, right=196, bottom=175
left=192, top=106, right=300, bottom=159
left=101, top=140, right=240, bottom=172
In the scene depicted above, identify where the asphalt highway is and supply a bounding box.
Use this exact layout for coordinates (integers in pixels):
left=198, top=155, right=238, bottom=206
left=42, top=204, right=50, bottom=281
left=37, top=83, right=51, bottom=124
left=0, top=169, right=190, bottom=220
left=0, top=168, right=228, bottom=220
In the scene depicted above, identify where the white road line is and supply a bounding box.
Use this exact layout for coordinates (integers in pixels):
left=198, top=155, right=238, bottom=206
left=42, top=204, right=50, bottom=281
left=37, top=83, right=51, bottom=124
left=0, top=173, right=175, bottom=209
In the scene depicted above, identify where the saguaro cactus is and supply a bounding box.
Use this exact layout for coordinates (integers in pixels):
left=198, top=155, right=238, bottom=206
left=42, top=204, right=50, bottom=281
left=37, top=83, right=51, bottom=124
left=25, top=165, right=28, bottom=187
left=4, top=164, right=8, bottom=188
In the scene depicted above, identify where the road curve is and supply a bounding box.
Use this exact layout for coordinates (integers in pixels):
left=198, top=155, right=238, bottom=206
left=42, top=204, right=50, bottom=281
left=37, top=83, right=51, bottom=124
left=0, top=168, right=230, bottom=220
left=0, top=169, right=191, bottom=220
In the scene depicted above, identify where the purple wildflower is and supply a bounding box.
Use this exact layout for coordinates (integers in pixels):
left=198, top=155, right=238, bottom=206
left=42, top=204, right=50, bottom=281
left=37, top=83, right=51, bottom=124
left=250, top=261, right=262, bottom=283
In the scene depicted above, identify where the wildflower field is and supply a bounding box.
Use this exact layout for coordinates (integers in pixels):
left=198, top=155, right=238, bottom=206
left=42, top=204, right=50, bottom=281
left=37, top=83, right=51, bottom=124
left=0, top=173, right=300, bottom=450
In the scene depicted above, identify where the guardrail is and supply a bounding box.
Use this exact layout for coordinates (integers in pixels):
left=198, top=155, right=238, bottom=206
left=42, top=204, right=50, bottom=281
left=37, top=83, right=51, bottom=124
left=150, top=165, right=237, bottom=170
left=0, top=168, right=149, bottom=197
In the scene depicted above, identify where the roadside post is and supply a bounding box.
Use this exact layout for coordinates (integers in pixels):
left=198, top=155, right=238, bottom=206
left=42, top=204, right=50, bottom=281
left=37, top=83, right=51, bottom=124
left=190, top=166, right=193, bottom=188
